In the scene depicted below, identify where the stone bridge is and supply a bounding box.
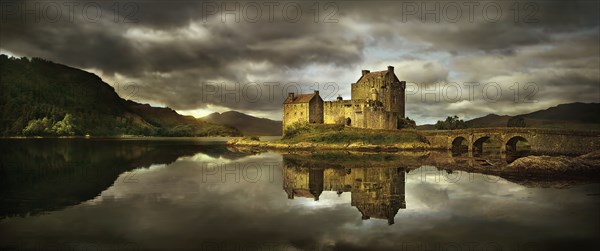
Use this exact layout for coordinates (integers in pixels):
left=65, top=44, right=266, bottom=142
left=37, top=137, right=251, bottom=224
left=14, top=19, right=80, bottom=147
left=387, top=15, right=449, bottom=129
left=421, top=128, right=600, bottom=155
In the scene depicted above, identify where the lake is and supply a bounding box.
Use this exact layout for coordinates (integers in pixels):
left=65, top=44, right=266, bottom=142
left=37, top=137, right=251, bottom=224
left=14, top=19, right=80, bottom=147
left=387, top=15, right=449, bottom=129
left=0, top=138, right=598, bottom=251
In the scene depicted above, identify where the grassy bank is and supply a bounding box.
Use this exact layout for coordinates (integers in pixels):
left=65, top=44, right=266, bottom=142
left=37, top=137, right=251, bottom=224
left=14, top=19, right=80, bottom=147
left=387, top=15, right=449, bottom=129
left=228, top=124, right=430, bottom=151
left=281, top=124, right=426, bottom=144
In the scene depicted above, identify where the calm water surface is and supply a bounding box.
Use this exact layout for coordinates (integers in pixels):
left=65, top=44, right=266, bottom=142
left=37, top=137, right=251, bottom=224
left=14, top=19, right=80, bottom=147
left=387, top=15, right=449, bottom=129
left=0, top=138, right=598, bottom=251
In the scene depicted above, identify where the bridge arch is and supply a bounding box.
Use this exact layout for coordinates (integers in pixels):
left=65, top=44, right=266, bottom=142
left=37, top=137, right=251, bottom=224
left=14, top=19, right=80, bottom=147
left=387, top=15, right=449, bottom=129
left=505, top=136, right=530, bottom=154
left=422, top=128, right=599, bottom=156
left=451, top=136, right=469, bottom=154
left=473, top=136, right=492, bottom=154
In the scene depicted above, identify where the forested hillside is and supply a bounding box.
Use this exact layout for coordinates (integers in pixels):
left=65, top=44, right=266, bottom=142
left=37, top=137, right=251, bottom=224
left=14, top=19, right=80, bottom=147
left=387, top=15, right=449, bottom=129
left=0, top=55, right=241, bottom=137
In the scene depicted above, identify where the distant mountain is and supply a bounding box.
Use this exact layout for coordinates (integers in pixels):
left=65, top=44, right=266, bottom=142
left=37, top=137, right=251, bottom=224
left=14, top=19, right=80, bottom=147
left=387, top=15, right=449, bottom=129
left=521, top=102, right=599, bottom=122
left=516, top=102, right=600, bottom=130
left=465, top=114, right=512, bottom=128
left=0, top=55, right=240, bottom=136
left=418, top=102, right=600, bottom=130
left=201, top=111, right=282, bottom=136
left=416, top=124, right=435, bottom=130
left=125, top=101, right=241, bottom=136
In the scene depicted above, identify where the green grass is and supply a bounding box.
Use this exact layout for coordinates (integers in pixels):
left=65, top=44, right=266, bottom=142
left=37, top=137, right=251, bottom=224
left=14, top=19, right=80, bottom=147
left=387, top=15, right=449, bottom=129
left=280, top=123, right=426, bottom=145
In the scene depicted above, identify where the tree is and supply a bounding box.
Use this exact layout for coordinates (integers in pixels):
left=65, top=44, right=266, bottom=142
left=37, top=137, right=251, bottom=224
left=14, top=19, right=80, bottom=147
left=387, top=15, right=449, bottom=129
left=507, top=116, right=526, bottom=127
left=435, top=115, right=468, bottom=130
left=22, top=117, right=53, bottom=136
left=398, top=117, right=416, bottom=129
left=52, top=113, right=76, bottom=135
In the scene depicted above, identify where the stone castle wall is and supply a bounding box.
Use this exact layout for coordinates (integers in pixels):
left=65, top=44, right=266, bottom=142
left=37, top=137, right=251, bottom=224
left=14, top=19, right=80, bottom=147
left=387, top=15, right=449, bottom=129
left=283, top=67, right=405, bottom=132
left=351, top=82, right=370, bottom=101
left=283, top=103, right=309, bottom=129
left=323, top=100, right=355, bottom=125
left=386, top=81, right=406, bottom=117
left=323, top=100, right=399, bottom=130
left=360, top=109, right=399, bottom=130
left=309, top=96, right=324, bottom=124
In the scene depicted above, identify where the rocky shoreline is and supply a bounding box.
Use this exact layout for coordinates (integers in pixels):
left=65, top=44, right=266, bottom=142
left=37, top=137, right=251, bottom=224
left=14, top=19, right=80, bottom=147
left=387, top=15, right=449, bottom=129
left=226, top=138, right=432, bottom=151
left=227, top=138, right=600, bottom=176
left=505, top=151, right=600, bottom=173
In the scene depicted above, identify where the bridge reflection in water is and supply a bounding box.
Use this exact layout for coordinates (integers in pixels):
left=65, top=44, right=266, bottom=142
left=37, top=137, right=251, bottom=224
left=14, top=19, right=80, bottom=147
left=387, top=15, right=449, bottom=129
left=283, top=159, right=406, bottom=225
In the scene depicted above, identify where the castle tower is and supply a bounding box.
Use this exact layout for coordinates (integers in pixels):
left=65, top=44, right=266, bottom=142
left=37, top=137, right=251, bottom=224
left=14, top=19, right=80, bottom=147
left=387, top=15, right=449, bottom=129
left=351, top=66, right=406, bottom=118
left=382, top=66, right=405, bottom=117
left=305, top=66, right=407, bottom=130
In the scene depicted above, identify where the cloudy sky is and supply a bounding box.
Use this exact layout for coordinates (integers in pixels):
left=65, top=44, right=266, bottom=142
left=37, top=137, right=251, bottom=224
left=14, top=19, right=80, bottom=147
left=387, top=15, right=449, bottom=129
left=1, top=0, right=598, bottom=124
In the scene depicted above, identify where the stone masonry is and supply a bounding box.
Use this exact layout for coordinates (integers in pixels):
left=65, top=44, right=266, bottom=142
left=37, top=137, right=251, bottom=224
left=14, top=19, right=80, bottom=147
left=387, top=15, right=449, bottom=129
left=283, top=66, right=406, bottom=132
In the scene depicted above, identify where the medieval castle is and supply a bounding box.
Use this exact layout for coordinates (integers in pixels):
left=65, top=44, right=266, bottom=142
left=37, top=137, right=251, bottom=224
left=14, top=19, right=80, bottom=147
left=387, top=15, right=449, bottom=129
left=283, top=66, right=406, bottom=132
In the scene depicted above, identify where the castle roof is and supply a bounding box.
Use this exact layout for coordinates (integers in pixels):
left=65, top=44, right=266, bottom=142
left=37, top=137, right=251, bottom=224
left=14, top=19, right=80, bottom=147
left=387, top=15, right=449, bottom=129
left=356, top=69, right=400, bottom=84
left=284, top=93, right=317, bottom=104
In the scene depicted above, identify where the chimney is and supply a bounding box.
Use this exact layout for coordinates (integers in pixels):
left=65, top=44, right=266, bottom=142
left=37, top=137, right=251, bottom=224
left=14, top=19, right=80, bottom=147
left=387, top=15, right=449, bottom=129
left=387, top=66, right=394, bottom=73
left=362, top=70, right=370, bottom=76
left=314, top=90, right=319, bottom=96
left=288, top=92, right=295, bottom=99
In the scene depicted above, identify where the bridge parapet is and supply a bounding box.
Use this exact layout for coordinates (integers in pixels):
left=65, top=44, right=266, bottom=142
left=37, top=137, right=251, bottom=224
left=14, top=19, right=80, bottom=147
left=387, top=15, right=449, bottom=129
left=420, top=128, right=600, bottom=155
left=421, top=128, right=600, bottom=136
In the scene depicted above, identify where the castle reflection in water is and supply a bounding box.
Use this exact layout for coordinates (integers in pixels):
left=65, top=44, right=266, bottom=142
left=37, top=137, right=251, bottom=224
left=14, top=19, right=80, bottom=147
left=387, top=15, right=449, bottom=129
left=282, top=157, right=406, bottom=225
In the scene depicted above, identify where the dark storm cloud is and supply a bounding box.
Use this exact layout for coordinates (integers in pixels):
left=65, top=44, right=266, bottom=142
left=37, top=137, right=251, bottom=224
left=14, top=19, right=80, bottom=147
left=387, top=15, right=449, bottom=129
left=0, top=0, right=598, bottom=121
left=0, top=0, right=364, bottom=75
left=342, top=0, right=599, bottom=52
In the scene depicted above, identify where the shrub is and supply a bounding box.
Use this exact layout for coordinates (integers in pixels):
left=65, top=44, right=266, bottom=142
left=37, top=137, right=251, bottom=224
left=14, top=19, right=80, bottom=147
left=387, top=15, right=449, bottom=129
left=282, top=122, right=311, bottom=139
